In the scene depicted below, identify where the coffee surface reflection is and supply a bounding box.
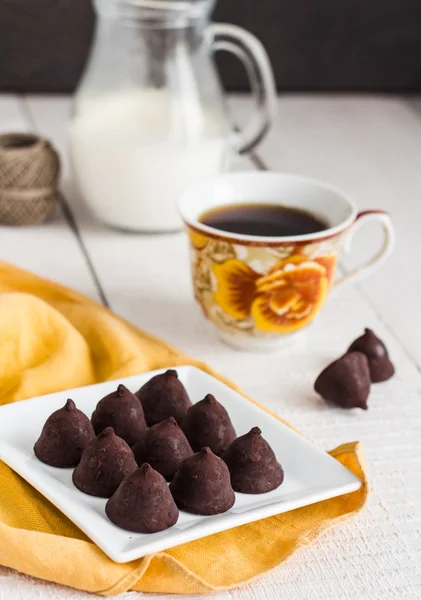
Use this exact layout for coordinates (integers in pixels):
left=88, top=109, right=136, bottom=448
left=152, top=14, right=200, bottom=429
left=199, top=203, right=328, bottom=237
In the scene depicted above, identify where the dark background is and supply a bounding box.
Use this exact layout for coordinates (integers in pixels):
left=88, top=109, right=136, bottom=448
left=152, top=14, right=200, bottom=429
left=1, top=0, right=421, bottom=93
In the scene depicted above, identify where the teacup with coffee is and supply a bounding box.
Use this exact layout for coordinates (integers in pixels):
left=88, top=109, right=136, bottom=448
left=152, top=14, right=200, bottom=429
left=178, top=172, right=395, bottom=350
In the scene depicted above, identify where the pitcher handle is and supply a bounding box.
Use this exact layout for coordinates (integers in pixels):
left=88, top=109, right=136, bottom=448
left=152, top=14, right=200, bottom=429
left=334, top=210, right=395, bottom=288
left=210, top=23, right=277, bottom=154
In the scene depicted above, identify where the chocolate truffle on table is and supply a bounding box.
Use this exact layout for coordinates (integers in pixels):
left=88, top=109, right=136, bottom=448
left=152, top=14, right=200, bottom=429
left=223, top=427, right=284, bottom=494
left=106, top=463, right=179, bottom=533
left=34, top=399, right=94, bottom=468
left=91, top=384, right=147, bottom=446
left=181, top=394, right=236, bottom=456
left=314, top=352, right=371, bottom=410
left=348, top=328, right=395, bottom=383
left=170, top=447, right=235, bottom=515
left=132, top=417, right=193, bottom=481
left=72, top=427, right=137, bottom=497
left=136, top=369, right=192, bottom=425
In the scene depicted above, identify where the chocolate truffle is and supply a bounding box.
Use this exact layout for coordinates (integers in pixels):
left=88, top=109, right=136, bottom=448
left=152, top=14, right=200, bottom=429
left=72, top=427, right=137, bottom=497
left=223, top=427, right=284, bottom=494
left=136, top=369, right=192, bottom=426
left=170, top=447, right=235, bottom=515
left=348, top=328, right=395, bottom=383
left=181, top=394, right=236, bottom=456
left=34, top=399, right=94, bottom=468
left=132, top=417, right=193, bottom=481
left=105, top=463, right=179, bottom=533
left=91, top=384, right=147, bottom=446
left=314, top=352, right=371, bottom=410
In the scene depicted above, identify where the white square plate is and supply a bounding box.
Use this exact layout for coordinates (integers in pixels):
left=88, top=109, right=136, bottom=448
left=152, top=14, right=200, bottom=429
left=0, top=366, right=361, bottom=563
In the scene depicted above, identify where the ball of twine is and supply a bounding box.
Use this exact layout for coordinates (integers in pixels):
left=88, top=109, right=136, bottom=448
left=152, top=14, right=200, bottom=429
left=0, top=133, right=61, bottom=226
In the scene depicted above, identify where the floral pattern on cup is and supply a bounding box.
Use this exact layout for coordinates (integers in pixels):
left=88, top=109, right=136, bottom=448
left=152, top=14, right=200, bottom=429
left=187, top=226, right=339, bottom=336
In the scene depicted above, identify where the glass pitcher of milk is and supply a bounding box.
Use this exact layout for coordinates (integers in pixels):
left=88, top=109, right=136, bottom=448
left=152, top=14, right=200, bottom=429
left=69, top=0, right=276, bottom=232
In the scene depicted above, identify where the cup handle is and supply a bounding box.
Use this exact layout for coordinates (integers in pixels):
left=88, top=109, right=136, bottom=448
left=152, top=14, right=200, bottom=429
left=209, top=23, right=277, bottom=154
left=334, top=210, right=395, bottom=288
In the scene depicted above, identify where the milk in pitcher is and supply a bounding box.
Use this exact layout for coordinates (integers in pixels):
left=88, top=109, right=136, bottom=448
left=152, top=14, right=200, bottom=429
left=69, top=89, right=230, bottom=231
left=69, top=0, right=275, bottom=232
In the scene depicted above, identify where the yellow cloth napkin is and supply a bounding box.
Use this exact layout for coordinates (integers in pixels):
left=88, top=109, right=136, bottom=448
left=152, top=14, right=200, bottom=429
left=0, top=261, right=368, bottom=596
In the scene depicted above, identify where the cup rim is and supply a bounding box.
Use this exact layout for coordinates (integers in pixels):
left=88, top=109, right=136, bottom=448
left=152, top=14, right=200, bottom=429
left=178, top=172, right=358, bottom=244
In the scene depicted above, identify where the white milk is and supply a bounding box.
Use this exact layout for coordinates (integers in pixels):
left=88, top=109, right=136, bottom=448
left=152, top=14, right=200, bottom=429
left=68, top=90, right=230, bottom=231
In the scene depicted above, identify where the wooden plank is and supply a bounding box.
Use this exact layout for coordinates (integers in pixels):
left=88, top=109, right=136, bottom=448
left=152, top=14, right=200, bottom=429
left=26, top=95, right=421, bottom=600
left=0, top=95, right=100, bottom=300
left=235, top=94, right=421, bottom=368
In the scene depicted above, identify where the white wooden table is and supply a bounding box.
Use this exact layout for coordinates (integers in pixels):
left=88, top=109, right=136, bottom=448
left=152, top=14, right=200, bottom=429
left=0, top=94, right=420, bottom=600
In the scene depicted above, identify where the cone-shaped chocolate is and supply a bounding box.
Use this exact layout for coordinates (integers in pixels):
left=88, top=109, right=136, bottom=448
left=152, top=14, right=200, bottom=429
left=136, top=369, right=192, bottom=426
left=105, top=464, right=179, bottom=533
left=72, top=427, right=137, bottom=497
left=132, top=417, right=193, bottom=481
left=170, top=447, right=235, bottom=515
left=348, top=328, right=395, bottom=383
left=181, top=394, right=236, bottom=456
left=34, top=399, right=94, bottom=468
left=314, top=352, right=371, bottom=410
left=91, top=384, right=147, bottom=446
left=223, top=427, right=284, bottom=494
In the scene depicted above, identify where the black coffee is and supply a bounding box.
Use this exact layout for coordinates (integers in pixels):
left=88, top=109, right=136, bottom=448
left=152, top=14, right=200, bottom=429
left=199, top=203, right=328, bottom=237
